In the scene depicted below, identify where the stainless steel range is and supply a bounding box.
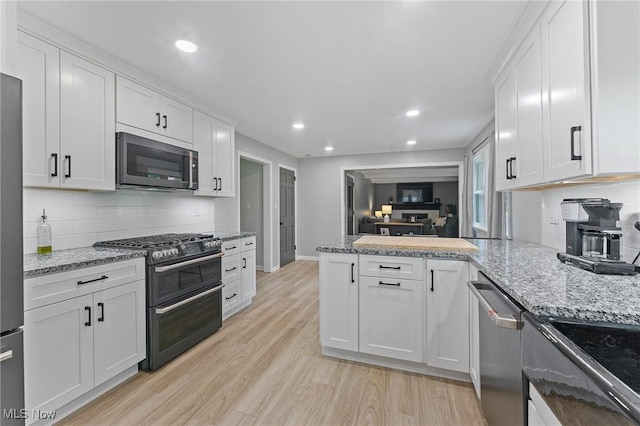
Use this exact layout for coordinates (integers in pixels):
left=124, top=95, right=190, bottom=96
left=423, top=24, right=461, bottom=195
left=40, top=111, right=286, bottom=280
left=95, top=233, right=223, bottom=370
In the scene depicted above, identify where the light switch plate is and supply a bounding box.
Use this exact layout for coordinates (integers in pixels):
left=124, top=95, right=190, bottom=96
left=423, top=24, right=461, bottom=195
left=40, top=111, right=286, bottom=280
left=548, top=208, right=560, bottom=225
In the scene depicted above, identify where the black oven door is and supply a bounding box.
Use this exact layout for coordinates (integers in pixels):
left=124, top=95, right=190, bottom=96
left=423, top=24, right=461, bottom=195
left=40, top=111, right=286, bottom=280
left=116, top=132, right=198, bottom=190
left=148, top=252, right=222, bottom=307
left=144, top=283, right=222, bottom=371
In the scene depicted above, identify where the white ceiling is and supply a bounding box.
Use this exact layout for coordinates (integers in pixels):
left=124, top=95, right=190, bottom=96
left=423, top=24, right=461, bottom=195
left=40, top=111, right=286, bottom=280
left=18, top=1, right=527, bottom=158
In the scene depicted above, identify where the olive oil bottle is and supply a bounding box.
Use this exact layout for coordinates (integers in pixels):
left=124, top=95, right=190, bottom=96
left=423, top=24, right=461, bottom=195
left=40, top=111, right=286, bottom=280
left=37, top=209, right=52, bottom=254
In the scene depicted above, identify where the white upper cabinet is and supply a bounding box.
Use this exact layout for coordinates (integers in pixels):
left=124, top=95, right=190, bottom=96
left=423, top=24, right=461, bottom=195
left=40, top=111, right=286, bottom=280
left=17, top=32, right=115, bottom=191
left=541, top=0, right=591, bottom=182
left=494, top=71, right=517, bottom=191
left=116, top=76, right=193, bottom=144
left=193, top=110, right=236, bottom=197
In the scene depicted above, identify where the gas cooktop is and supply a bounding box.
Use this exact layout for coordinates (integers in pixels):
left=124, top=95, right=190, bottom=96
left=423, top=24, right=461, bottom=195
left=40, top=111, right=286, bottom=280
left=94, top=233, right=221, bottom=264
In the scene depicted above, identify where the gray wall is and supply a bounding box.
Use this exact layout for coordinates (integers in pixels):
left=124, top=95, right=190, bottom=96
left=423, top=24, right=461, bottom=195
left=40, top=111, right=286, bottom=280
left=374, top=182, right=459, bottom=217
left=240, top=159, right=264, bottom=268
left=350, top=171, right=374, bottom=233
left=215, top=132, right=298, bottom=272
left=297, top=148, right=465, bottom=257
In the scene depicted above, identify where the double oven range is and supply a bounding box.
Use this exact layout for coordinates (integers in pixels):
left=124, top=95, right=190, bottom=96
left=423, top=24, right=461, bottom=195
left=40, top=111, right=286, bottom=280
left=95, top=233, right=222, bottom=370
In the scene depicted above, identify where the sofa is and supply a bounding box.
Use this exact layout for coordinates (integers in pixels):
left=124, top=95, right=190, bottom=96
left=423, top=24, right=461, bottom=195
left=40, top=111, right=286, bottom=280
left=359, top=217, right=436, bottom=235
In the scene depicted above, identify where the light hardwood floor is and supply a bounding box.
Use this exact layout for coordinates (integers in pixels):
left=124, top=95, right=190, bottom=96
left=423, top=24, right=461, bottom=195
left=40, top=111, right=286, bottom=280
left=58, top=260, right=486, bottom=426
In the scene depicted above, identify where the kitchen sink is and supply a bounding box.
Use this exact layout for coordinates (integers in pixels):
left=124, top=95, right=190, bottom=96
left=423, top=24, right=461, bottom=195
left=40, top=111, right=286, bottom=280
left=549, top=318, right=640, bottom=394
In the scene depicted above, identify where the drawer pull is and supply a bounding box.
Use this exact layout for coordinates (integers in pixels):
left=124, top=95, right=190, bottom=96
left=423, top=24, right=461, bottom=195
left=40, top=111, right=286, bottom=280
left=225, top=293, right=237, bottom=300
left=379, top=265, right=401, bottom=270
left=78, top=275, right=108, bottom=285
left=226, top=246, right=237, bottom=250
left=225, top=267, right=237, bottom=272
left=245, top=241, right=254, bottom=246
left=379, top=281, right=401, bottom=287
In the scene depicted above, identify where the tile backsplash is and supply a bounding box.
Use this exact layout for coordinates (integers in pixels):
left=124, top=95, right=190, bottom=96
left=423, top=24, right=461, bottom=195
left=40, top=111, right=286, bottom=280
left=24, top=188, right=215, bottom=254
left=540, top=179, right=640, bottom=262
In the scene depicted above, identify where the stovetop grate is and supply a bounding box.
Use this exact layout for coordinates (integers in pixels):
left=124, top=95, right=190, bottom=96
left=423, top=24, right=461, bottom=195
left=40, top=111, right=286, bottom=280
left=95, top=233, right=215, bottom=249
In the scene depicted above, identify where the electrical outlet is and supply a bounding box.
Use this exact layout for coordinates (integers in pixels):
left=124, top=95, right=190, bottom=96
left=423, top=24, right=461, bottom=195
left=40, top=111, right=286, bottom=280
left=548, top=208, right=560, bottom=225
left=194, top=207, right=201, bottom=217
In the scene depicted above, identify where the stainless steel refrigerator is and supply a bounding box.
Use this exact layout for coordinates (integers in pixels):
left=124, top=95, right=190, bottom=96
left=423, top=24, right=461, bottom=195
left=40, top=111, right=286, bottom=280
left=0, top=73, right=25, bottom=425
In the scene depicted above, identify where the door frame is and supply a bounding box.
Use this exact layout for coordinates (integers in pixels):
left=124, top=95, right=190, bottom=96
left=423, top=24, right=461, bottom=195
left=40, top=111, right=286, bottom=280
left=278, top=164, right=298, bottom=267
left=345, top=172, right=356, bottom=235
left=339, top=162, right=465, bottom=237
left=238, top=151, right=273, bottom=272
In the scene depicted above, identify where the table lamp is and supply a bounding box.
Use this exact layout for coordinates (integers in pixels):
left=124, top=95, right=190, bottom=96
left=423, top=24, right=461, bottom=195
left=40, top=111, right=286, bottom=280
left=375, top=210, right=382, bottom=219
left=382, top=205, right=392, bottom=223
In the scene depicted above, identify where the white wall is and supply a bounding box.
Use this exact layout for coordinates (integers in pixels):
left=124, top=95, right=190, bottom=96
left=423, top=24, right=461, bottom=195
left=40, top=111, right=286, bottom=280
left=511, top=179, right=640, bottom=263
left=23, top=188, right=215, bottom=254
left=0, top=1, right=17, bottom=76
left=240, top=159, right=264, bottom=269
left=297, top=148, right=465, bottom=257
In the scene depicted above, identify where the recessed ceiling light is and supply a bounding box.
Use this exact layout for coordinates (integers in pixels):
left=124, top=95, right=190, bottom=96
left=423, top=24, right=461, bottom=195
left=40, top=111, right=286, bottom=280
left=293, top=123, right=305, bottom=129
left=325, top=146, right=334, bottom=152
left=175, top=40, right=197, bottom=53
left=407, top=140, right=417, bottom=145
left=406, top=110, right=420, bottom=117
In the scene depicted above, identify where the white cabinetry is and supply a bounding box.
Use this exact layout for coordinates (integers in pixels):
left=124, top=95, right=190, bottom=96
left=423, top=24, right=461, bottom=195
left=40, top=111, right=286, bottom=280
left=23, top=259, right=145, bottom=423
left=541, top=0, right=591, bottom=182
left=528, top=382, right=562, bottom=426
left=359, top=256, right=424, bottom=362
left=241, top=236, right=257, bottom=301
left=17, top=31, right=115, bottom=191
left=193, top=111, right=236, bottom=197
left=426, top=259, right=469, bottom=373
left=221, top=236, right=256, bottom=319
left=116, top=76, right=193, bottom=143
left=495, top=24, right=544, bottom=191
left=319, top=253, right=359, bottom=352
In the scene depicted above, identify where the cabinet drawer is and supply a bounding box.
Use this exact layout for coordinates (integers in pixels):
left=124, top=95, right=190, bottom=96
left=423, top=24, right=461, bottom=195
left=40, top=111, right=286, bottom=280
left=222, top=254, right=241, bottom=283
left=242, top=236, right=256, bottom=252
left=25, top=258, right=145, bottom=311
left=222, top=239, right=241, bottom=257
left=359, top=255, right=424, bottom=280
left=222, top=280, right=241, bottom=314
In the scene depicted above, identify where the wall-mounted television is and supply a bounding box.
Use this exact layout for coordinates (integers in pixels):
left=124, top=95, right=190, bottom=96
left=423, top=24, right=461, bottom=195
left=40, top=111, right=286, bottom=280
left=396, top=182, right=434, bottom=203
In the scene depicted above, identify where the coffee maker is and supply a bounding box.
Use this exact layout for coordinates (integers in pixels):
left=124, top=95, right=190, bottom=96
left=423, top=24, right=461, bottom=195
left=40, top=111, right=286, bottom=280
left=558, top=198, right=638, bottom=274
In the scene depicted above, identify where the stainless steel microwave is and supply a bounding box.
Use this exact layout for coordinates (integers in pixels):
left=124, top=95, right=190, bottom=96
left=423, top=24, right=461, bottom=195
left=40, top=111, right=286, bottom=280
left=116, top=132, right=198, bottom=190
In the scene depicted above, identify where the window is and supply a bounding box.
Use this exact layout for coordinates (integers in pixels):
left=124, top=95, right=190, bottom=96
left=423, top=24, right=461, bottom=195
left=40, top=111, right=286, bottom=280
left=473, top=149, right=487, bottom=231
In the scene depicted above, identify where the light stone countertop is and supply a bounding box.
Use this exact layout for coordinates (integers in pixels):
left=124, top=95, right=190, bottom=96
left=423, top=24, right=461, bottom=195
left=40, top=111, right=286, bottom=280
left=24, top=247, right=146, bottom=278
left=316, top=236, right=640, bottom=325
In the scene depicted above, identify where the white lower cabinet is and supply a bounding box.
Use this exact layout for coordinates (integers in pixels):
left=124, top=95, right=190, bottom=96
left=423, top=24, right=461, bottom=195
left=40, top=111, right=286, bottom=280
left=468, top=265, right=481, bottom=398
left=426, top=259, right=469, bottom=373
left=528, top=382, right=562, bottom=426
left=359, top=276, right=424, bottom=362
left=221, top=236, right=257, bottom=318
left=319, top=253, right=359, bottom=351
left=23, top=259, right=145, bottom=424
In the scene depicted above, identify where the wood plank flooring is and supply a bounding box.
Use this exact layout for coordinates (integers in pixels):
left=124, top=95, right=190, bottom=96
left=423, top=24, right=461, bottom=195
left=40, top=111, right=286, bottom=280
left=58, top=260, right=486, bottom=426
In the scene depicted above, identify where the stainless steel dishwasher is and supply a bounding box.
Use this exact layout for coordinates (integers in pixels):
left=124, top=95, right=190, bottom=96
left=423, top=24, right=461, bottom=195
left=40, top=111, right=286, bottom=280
left=468, top=272, right=525, bottom=426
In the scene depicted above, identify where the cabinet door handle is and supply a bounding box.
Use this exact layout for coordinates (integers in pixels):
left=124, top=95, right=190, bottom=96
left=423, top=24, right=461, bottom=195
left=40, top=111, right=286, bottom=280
left=506, top=158, right=511, bottom=180
left=98, top=302, right=105, bottom=322
left=243, top=258, right=247, bottom=269
left=84, top=306, right=91, bottom=326
left=430, top=269, right=434, bottom=292
left=350, top=262, right=355, bottom=283
left=570, top=126, right=582, bottom=160
left=378, top=280, right=401, bottom=287
left=51, top=153, right=58, bottom=177
left=156, top=112, right=161, bottom=127
left=218, top=177, right=222, bottom=191
left=77, top=275, right=108, bottom=285
left=379, top=265, right=401, bottom=270
left=163, top=115, right=168, bottom=129
left=64, top=155, right=71, bottom=178
left=213, top=177, right=218, bottom=191
left=225, top=293, right=237, bottom=300
left=510, top=157, right=517, bottom=179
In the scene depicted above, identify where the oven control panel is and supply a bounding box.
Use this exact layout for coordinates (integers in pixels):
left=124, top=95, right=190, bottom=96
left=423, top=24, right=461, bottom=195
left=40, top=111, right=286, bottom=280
left=149, top=239, right=221, bottom=264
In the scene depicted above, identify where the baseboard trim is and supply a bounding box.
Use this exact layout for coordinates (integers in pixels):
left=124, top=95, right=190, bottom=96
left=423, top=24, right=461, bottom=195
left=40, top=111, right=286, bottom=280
left=269, top=265, right=280, bottom=273
left=296, top=255, right=319, bottom=261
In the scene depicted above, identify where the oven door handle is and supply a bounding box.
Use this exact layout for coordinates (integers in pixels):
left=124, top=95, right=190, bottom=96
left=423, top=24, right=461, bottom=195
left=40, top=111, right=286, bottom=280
left=154, top=252, right=224, bottom=273
left=468, top=281, right=523, bottom=330
left=155, top=284, right=224, bottom=315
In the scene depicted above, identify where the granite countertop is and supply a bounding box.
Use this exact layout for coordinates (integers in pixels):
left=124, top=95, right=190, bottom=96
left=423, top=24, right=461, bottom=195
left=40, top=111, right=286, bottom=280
left=317, top=236, right=640, bottom=325
left=24, top=247, right=146, bottom=278
left=208, top=231, right=257, bottom=241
